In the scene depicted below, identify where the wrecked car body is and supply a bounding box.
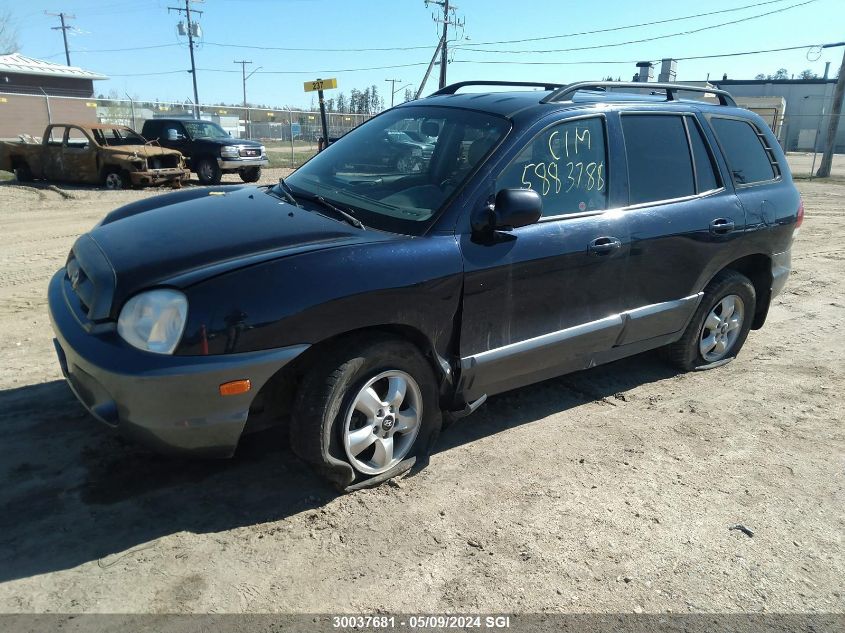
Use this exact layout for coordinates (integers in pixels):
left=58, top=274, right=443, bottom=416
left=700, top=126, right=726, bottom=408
left=0, top=123, right=188, bottom=189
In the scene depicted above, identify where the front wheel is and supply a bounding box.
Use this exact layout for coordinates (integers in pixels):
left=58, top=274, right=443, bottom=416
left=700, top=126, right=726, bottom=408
left=663, top=270, right=756, bottom=371
left=290, top=335, right=441, bottom=490
left=239, top=166, right=261, bottom=183
left=103, top=169, right=127, bottom=190
left=195, top=158, right=222, bottom=185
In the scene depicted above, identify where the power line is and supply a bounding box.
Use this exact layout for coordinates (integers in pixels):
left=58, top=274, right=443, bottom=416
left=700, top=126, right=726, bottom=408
left=455, top=0, right=818, bottom=54
left=455, top=43, right=843, bottom=66
left=102, top=42, right=845, bottom=78
left=458, top=0, right=800, bottom=47
left=39, top=0, right=818, bottom=56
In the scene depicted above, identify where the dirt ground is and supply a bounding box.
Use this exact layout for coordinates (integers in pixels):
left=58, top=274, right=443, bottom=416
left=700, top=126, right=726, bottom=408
left=0, top=165, right=842, bottom=615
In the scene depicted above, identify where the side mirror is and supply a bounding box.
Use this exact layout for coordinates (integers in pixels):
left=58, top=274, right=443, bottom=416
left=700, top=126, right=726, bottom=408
left=474, top=189, right=543, bottom=232
left=166, top=129, right=181, bottom=141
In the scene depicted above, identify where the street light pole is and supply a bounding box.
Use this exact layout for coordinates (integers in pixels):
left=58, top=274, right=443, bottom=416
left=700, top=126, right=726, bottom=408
left=235, top=60, right=262, bottom=139
left=385, top=78, right=402, bottom=107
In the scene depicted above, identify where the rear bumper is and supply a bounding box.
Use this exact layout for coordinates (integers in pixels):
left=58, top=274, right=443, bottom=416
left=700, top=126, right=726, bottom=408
left=217, top=158, right=269, bottom=170
left=48, top=270, right=308, bottom=457
left=770, top=248, right=791, bottom=299
left=128, top=167, right=187, bottom=187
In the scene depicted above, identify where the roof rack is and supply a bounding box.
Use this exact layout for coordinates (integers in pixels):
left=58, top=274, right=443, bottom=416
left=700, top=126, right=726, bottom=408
left=431, top=80, right=565, bottom=96
left=541, top=81, right=737, bottom=107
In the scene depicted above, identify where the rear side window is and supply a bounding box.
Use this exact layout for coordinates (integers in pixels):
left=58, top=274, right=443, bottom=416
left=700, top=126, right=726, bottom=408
left=622, top=115, right=695, bottom=205
left=687, top=117, right=720, bottom=193
left=497, top=116, right=608, bottom=217
left=710, top=117, right=776, bottom=184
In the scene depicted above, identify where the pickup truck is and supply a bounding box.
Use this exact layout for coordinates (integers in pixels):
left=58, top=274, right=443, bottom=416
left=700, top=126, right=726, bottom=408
left=0, top=123, right=187, bottom=189
left=141, top=118, right=268, bottom=185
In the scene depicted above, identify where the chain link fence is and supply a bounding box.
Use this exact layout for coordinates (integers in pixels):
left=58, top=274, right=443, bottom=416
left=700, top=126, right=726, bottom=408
left=1, top=91, right=842, bottom=175
left=0, top=92, right=374, bottom=169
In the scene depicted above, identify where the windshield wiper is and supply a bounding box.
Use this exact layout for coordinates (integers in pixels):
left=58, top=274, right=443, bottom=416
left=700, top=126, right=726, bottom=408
left=273, top=177, right=300, bottom=207
left=289, top=188, right=365, bottom=229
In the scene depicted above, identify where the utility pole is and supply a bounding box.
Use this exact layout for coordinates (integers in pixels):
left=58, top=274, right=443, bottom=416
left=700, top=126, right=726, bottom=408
left=816, top=42, right=845, bottom=177
left=235, top=60, right=261, bottom=139
left=46, top=12, right=75, bottom=66
left=169, top=0, right=203, bottom=117
left=385, top=78, right=402, bottom=107
left=425, top=0, right=463, bottom=90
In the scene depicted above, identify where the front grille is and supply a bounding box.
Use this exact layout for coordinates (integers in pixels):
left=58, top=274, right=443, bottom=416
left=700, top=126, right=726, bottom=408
left=239, top=147, right=261, bottom=158
left=148, top=154, right=180, bottom=169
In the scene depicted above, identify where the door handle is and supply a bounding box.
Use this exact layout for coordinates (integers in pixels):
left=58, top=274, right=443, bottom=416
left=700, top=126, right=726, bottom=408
left=588, top=236, right=622, bottom=255
left=709, top=218, right=735, bottom=234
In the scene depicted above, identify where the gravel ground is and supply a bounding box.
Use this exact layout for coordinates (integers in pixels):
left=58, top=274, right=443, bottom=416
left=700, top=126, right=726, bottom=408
left=0, top=165, right=842, bottom=614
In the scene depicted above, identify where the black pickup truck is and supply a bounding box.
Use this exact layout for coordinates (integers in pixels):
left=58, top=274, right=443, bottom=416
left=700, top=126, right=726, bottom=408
left=141, top=118, right=269, bottom=185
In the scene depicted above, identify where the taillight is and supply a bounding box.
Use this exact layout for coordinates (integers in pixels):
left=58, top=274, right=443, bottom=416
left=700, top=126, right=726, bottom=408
left=796, top=198, right=804, bottom=229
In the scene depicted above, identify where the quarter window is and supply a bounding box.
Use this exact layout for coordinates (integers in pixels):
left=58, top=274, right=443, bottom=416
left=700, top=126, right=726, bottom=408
left=686, top=117, right=720, bottom=193
left=622, top=115, right=695, bottom=205
left=497, top=117, right=608, bottom=217
left=710, top=117, right=777, bottom=185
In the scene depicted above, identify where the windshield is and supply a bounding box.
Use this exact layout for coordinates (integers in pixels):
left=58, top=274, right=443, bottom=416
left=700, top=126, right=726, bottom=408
left=281, top=106, right=510, bottom=234
left=92, top=127, right=146, bottom=146
left=183, top=121, right=230, bottom=139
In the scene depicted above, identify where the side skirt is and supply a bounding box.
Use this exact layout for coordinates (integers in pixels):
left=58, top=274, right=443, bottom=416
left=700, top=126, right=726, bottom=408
left=456, top=293, right=702, bottom=402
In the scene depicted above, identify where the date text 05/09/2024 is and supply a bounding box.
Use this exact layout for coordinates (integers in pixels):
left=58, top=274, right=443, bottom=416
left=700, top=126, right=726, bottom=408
left=332, top=615, right=512, bottom=629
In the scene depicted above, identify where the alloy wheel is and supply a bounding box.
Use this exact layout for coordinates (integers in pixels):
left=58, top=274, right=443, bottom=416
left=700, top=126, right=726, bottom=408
left=342, top=370, right=422, bottom=475
left=699, top=294, right=745, bottom=362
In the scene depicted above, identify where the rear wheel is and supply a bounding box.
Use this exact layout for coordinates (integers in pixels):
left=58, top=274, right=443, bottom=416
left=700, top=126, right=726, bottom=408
left=14, top=163, right=33, bottom=182
left=290, top=335, right=441, bottom=490
left=196, top=157, right=222, bottom=185
left=663, top=270, right=756, bottom=371
left=239, top=166, right=261, bottom=183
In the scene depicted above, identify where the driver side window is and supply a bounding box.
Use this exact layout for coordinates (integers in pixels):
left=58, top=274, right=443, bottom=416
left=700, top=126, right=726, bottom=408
left=497, top=116, right=608, bottom=218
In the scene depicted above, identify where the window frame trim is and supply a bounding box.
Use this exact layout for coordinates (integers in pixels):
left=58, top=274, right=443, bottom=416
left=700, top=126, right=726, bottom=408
left=495, top=112, right=611, bottom=223
left=619, top=110, right=720, bottom=208
left=705, top=113, right=782, bottom=189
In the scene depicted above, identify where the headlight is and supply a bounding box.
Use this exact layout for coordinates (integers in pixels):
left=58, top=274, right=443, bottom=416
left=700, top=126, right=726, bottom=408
left=259, top=145, right=266, bottom=156
left=117, top=289, right=188, bottom=354
left=220, top=145, right=240, bottom=158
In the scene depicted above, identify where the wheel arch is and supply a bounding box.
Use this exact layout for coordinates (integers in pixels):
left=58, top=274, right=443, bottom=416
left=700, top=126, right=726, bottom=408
left=243, top=324, right=452, bottom=435
left=710, top=253, right=773, bottom=330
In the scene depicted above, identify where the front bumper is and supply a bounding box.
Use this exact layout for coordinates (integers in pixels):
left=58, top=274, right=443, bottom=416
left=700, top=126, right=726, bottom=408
left=128, top=167, right=187, bottom=187
left=48, top=270, right=308, bottom=457
left=217, top=157, right=269, bottom=170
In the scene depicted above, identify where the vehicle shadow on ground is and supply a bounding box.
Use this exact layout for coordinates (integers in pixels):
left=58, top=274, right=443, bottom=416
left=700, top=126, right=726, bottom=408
left=0, top=352, right=677, bottom=583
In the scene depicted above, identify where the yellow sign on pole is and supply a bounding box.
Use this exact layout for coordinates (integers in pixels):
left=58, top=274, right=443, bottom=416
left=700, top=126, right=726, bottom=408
left=304, top=78, right=337, bottom=92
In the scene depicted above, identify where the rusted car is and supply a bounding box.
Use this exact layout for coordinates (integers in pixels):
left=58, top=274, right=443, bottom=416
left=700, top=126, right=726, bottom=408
left=0, top=123, right=187, bottom=189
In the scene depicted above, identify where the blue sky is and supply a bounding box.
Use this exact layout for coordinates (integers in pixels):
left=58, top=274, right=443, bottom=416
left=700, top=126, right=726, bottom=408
left=3, top=0, right=844, bottom=108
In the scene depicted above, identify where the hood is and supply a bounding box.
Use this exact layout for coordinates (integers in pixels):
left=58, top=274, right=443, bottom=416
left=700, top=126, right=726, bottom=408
left=81, top=186, right=394, bottom=318
left=191, top=137, right=263, bottom=148
left=106, top=145, right=183, bottom=158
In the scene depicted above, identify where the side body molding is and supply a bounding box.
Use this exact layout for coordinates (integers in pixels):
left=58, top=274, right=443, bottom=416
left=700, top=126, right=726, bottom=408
left=458, top=293, right=703, bottom=401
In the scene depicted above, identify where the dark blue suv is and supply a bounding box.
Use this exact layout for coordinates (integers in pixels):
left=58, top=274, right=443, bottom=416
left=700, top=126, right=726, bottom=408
left=48, top=81, right=802, bottom=490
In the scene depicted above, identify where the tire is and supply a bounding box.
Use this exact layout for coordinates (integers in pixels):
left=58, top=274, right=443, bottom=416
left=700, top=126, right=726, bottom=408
left=239, top=166, right=261, bottom=183
left=663, top=270, right=756, bottom=371
left=196, top=157, right=222, bottom=185
left=290, top=334, right=442, bottom=490
left=14, top=163, right=33, bottom=183
left=102, top=169, right=127, bottom=190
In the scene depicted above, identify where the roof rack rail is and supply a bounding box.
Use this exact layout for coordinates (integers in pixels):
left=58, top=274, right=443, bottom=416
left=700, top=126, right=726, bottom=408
left=431, top=80, right=565, bottom=96
left=541, top=81, right=737, bottom=107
